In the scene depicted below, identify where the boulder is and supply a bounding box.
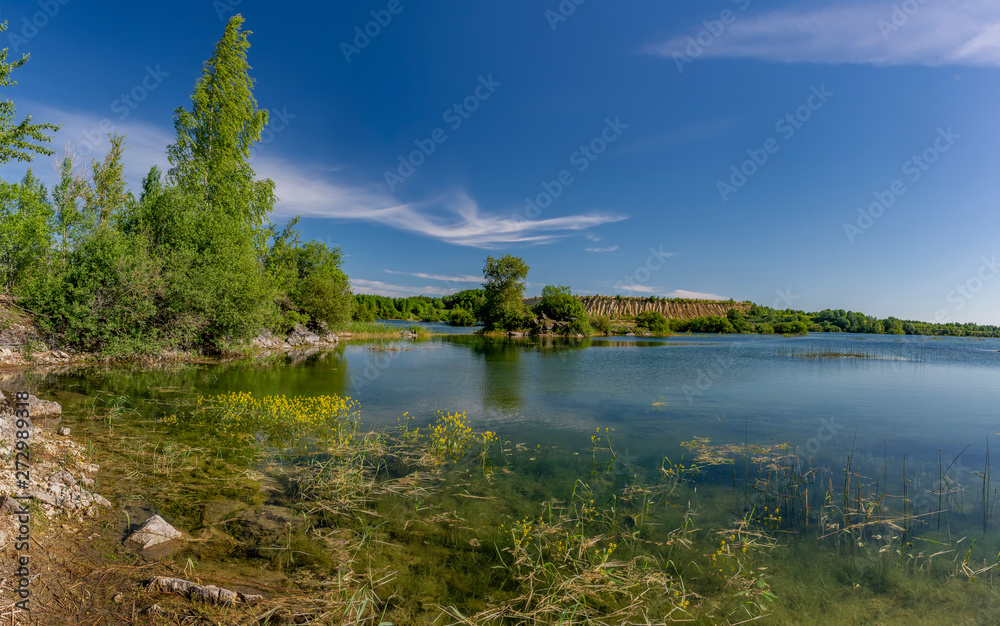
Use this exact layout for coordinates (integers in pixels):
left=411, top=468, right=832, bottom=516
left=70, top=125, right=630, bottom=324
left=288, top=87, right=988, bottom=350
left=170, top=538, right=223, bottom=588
left=125, top=515, right=183, bottom=551
left=0, top=494, right=27, bottom=514
left=49, top=469, right=77, bottom=487
left=287, top=324, right=320, bottom=347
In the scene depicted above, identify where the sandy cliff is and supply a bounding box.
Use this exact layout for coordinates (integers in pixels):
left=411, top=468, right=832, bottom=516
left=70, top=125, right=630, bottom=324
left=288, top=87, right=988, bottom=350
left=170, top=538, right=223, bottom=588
left=523, top=295, right=751, bottom=320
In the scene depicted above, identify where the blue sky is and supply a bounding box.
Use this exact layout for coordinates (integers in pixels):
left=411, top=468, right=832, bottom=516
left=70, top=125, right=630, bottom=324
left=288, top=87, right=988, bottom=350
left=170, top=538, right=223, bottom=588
left=3, top=0, right=1000, bottom=324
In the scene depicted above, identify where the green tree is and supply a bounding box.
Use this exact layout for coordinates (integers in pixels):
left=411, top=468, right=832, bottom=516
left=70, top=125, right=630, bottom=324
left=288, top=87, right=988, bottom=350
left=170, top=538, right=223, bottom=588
left=288, top=242, right=354, bottom=329
left=449, top=308, right=477, bottom=327
left=89, top=134, right=129, bottom=227
left=535, top=285, right=587, bottom=321
left=0, top=169, right=52, bottom=292
left=155, top=15, right=279, bottom=348
left=167, top=14, right=274, bottom=227
left=0, top=18, right=59, bottom=165
left=51, top=157, right=92, bottom=254
left=635, top=311, right=670, bottom=333
left=481, top=254, right=531, bottom=331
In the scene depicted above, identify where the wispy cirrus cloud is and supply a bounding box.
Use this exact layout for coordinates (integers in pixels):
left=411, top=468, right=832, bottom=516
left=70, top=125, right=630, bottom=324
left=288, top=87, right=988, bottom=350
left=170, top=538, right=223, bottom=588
left=384, top=270, right=481, bottom=283
left=645, top=0, right=1000, bottom=67
left=265, top=161, right=626, bottom=248
left=619, top=284, right=658, bottom=294
left=585, top=245, right=619, bottom=253
left=14, top=104, right=626, bottom=249
left=351, top=278, right=461, bottom=298
left=666, top=289, right=726, bottom=300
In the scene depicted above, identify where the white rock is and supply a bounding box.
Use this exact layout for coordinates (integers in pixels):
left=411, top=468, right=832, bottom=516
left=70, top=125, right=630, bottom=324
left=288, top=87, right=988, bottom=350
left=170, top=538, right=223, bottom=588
left=57, top=427, right=71, bottom=436
left=125, top=515, right=182, bottom=550
left=49, top=470, right=76, bottom=487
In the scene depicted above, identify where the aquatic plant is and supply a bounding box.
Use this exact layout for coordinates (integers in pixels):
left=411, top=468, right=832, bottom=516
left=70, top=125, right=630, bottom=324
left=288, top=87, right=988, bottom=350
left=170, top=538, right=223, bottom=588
left=195, top=391, right=361, bottom=456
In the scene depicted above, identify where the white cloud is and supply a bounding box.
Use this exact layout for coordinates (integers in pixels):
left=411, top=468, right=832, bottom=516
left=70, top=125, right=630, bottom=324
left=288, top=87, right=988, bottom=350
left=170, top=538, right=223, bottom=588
left=384, top=270, right=481, bottom=283
left=1, top=102, right=172, bottom=191
left=646, top=1, right=1000, bottom=67
left=586, top=233, right=601, bottom=242
left=585, top=245, right=619, bottom=253
left=8, top=104, right=627, bottom=249
left=262, top=158, right=627, bottom=248
left=351, top=278, right=460, bottom=298
left=618, top=284, right=658, bottom=294
left=665, top=289, right=726, bottom=300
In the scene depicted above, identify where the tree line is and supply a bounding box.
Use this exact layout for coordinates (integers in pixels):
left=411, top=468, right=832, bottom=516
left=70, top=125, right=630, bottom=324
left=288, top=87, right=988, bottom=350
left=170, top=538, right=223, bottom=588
left=357, top=253, right=1000, bottom=339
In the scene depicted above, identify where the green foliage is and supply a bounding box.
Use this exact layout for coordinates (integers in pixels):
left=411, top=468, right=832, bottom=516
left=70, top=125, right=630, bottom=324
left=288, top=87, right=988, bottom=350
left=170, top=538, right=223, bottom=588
left=772, top=320, right=809, bottom=335
left=671, top=315, right=735, bottom=334
left=2, top=17, right=355, bottom=356
left=25, top=226, right=162, bottom=354
left=89, top=134, right=130, bottom=227
left=535, top=285, right=587, bottom=322
left=0, top=20, right=59, bottom=165
left=481, top=254, right=531, bottom=331
left=448, top=308, right=476, bottom=327
left=443, top=289, right=485, bottom=318
left=635, top=311, right=670, bottom=333
left=565, top=316, right=592, bottom=336
left=0, top=170, right=52, bottom=293
left=589, top=314, right=611, bottom=334
left=167, top=15, right=274, bottom=228
left=267, top=228, right=353, bottom=331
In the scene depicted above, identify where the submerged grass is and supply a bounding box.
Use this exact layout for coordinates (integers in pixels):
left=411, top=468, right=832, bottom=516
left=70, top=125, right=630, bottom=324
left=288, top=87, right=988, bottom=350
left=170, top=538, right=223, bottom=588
left=48, top=389, right=1000, bottom=625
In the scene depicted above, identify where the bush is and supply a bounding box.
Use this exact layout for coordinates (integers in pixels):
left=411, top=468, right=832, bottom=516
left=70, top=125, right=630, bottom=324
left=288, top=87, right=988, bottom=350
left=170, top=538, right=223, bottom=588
left=756, top=322, right=774, bottom=334
left=590, top=314, right=611, bottom=334
left=449, top=308, right=477, bottom=327
left=773, top=321, right=808, bottom=335
left=565, top=317, right=592, bottom=336
left=635, top=311, right=670, bottom=333
left=535, top=285, right=587, bottom=322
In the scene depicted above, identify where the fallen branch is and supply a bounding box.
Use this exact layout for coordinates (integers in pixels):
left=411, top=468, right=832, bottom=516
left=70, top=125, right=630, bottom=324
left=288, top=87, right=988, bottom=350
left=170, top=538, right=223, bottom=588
left=146, top=576, right=264, bottom=606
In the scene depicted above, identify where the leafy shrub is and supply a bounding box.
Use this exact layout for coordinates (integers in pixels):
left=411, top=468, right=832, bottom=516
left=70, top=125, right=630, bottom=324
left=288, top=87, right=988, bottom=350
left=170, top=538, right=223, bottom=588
left=773, top=321, right=809, bottom=335
left=635, top=311, right=670, bottom=333
left=535, top=285, right=587, bottom=322
left=449, top=308, right=477, bottom=327
left=565, top=317, right=592, bottom=336
left=590, top=314, right=611, bottom=334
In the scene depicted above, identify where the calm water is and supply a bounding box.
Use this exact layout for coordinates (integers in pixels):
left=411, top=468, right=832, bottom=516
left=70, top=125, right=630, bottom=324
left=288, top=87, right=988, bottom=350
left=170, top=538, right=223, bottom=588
left=52, top=331, right=1000, bottom=484
left=39, top=330, right=1000, bottom=621
left=51, top=330, right=1000, bottom=520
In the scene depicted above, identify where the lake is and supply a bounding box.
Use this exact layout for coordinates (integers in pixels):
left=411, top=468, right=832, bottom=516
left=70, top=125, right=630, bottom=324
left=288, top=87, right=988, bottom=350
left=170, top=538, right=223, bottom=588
left=40, top=329, right=1000, bottom=623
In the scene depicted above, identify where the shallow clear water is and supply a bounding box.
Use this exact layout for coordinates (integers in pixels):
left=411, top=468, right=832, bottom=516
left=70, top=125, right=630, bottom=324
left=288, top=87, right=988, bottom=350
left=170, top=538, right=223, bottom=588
left=56, top=331, right=1000, bottom=496
left=42, top=330, right=1000, bottom=621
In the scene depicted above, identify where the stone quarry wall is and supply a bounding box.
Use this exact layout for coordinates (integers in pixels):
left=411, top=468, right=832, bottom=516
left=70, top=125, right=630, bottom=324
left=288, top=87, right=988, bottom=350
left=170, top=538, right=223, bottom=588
left=523, top=295, right=751, bottom=320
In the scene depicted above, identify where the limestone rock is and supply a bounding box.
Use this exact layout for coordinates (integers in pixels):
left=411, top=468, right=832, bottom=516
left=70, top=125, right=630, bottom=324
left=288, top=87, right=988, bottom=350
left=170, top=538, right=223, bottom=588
left=287, top=324, right=320, bottom=347
left=125, top=515, right=183, bottom=551
left=0, top=494, right=27, bottom=514
left=49, top=469, right=77, bottom=487
left=57, top=427, right=71, bottom=436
